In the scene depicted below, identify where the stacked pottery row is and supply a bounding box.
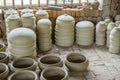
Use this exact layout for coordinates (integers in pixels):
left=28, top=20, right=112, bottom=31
left=106, top=22, right=117, bottom=48
left=109, top=27, right=120, bottom=53
left=95, top=21, right=107, bottom=46
left=21, top=12, right=36, bottom=32
left=55, top=14, right=75, bottom=47
left=35, top=10, right=49, bottom=22
left=5, top=14, right=21, bottom=38
left=7, top=28, right=37, bottom=59
left=76, top=21, right=94, bottom=46
left=37, top=19, right=52, bottom=51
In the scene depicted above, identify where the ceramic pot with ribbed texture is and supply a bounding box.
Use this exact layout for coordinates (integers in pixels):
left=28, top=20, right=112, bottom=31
left=9, top=57, right=37, bottom=72
left=0, top=52, right=9, bottom=64
left=109, top=27, right=120, bottom=53
left=38, top=54, right=63, bottom=70
left=76, top=21, right=94, bottom=46
left=91, top=0, right=99, bottom=9
left=6, top=14, right=21, bottom=37
left=115, top=21, right=120, bottom=27
left=4, top=9, right=18, bottom=20
left=8, top=28, right=36, bottom=59
left=55, top=14, right=75, bottom=47
left=35, top=10, right=49, bottom=22
left=37, top=19, right=52, bottom=51
left=21, top=8, right=33, bottom=15
left=0, top=63, right=9, bottom=80
left=96, top=21, right=107, bottom=46
left=8, top=70, right=38, bottom=80
left=106, top=22, right=117, bottom=48
left=21, top=13, right=36, bottom=32
left=40, top=67, right=68, bottom=80
left=65, top=53, right=89, bottom=72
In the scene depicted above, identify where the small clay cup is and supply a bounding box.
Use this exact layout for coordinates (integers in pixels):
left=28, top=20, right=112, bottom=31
left=0, top=52, right=9, bottom=64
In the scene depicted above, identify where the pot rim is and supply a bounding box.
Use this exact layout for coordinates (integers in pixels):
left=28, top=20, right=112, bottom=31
left=0, top=52, right=8, bottom=62
left=0, top=63, right=9, bottom=75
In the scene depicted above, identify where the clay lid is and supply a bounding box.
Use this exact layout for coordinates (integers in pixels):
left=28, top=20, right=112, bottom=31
left=57, top=14, right=74, bottom=22
left=5, top=9, right=17, bottom=15
left=36, top=10, right=48, bottom=15
left=21, top=13, right=34, bottom=18
left=37, top=19, right=51, bottom=25
left=6, top=14, right=20, bottom=20
left=76, top=21, right=94, bottom=28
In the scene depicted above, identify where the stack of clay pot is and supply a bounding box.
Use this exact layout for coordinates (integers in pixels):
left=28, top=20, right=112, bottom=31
left=35, top=10, right=49, bottom=22
left=21, top=13, right=36, bottom=32
left=106, top=22, right=117, bottom=48
left=55, top=14, right=75, bottom=47
left=4, top=9, right=18, bottom=20
left=76, top=21, right=94, bottom=46
left=109, top=27, right=120, bottom=53
left=8, top=28, right=36, bottom=59
left=96, top=21, right=107, bottom=46
left=37, top=19, right=52, bottom=51
left=21, top=8, right=33, bottom=15
left=5, top=14, right=21, bottom=38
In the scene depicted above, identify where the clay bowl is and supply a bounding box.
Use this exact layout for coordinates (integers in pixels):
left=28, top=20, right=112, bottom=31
left=0, top=63, right=9, bottom=80
left=9, top=57, right=37, bottom=72
left=65, top=53, right=89, bottom=72
left=8, top=70, right=38, bottom=80
left=0, top=52, right=9, bottom=64
left=40, top=67, right=68, bottom=80
left=38, top=54, right=63, bottom=70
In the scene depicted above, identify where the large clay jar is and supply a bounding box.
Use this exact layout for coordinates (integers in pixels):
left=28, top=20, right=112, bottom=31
left=76, top=21, right=94, bottom=46
left=40, top=67, right=68, bottom=80
left=109, top=27, right=120, bottom=53
left=65, top=53, right=89, bottom=72
left=8, top=70, right=38, bottom=80
left=55, top=14, right=75, bottom=47
left=9, top=57, right=37, bottom=72
left=8, top=28, right=36, bottom=59
left=106, top=22, right=117, bottom=48
left=4, top=9, right=18, bottom=20
left=0, top=52, right=9, bottom=64
left=21, top=8, right=33, bottom=15
left=0, top=63, right=9, bottom=80
left=37, top=19, right=52, bottom=51
left=91, top=0, right=99, bottom=9
left=96, top=21, right=107, bottom=46
left=21, top=13, right=36, bottom=32
left=38, top=54, right=63, bottom=70
left=35, top=10, right=49, bottom=22
left=6, top=14, right=21, bottom=37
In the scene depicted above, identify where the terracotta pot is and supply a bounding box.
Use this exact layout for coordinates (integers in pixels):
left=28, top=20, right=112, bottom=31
left=9, top=57, right=37, bottom=72
left=0, top=52, right=9, bottom=64
left=38, top=54, right=63, bottom=70
left=40, top=67, right=68, bottom=80
left=65, top=53, right=89, bottom=72
left=8, top=70, right=38, bottom=80
left=0, top=63, right=9, bottom=79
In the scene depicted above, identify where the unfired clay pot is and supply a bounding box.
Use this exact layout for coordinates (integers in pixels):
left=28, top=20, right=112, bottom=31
left=9, top=57, right=37, bottom=72
left=40, top=67, right=68, bottom=80
left=38, top=54, right=63, bottom=70
left=0, top=52, right=9, bottom=64
left=0, top=63, right=9, bottom=80
left=65, top=53, right=89, bottom=72
left=8, top=70, right=38, bottom=80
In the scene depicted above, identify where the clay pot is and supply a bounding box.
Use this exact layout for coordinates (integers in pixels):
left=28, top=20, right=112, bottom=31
left=38, top=54, right=63, bottom=70
left=40, top=67, right=68, bottom=80
left=0, top=52, right=9, bottom=64
left=8, top=70, right=38, bottom=80
left=0, top=63, right=9, bottom=80
left=65, top=53, right=89, bottom=72
left=91, top=0, right=99, bottom=9
left=0, top=43, right=6, bottom=51
left=9, top=57, right=36, bottom=72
